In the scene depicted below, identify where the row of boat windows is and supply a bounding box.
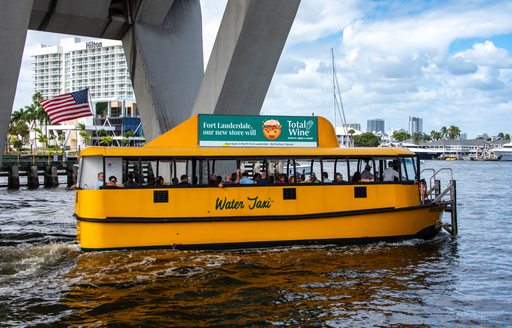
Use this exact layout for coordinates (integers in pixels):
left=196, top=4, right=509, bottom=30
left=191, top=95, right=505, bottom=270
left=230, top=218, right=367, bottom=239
left=78, top=156, right=418, bottom=189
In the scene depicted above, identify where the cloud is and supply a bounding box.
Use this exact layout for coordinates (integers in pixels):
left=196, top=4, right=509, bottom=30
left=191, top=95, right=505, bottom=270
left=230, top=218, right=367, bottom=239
left=445, top=57, right=478, bottom=75
left=263, top=0, right=512, bottom=137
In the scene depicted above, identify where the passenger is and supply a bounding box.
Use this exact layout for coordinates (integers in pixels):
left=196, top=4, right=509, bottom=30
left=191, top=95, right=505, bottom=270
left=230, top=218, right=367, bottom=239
left=124, top=173, right=138, bottom=187
left=268, top=175, right=275, bottom=184
left=223, top=175, right=233, bottom=185
left=288, top=175, right=296, bottom=183
left=209, top=174, right=219, bottom=187
left=351, top=171, right=362, bottom=183
left=333, top=173, right=346, bottom=183
left=275, top=174, right=286, bottom=184
left=156, top=176, right=165, bottom=186
left=322, top=172, right=332, bottom=183
left=253, top=173, right=262, bottom=184
left=94, top=172, right=104, bottom=189
left=383, top=161, right=399, bottom=182
left=360, top=164, right=374, bottom=181
left=309, top=173, right=320, bottom=183
left=106, top=175, right=124, bottom=187
left=178, top=174, right=191, bottom=186
left=419, top=179, right=428, bottom=202
left=171, top=177, right=179, bottom=186
left=239, top=171, right=255, bottom=184
left=258, top=171, right=269, bottom=185
left=235, top=169, right=242, bottom=183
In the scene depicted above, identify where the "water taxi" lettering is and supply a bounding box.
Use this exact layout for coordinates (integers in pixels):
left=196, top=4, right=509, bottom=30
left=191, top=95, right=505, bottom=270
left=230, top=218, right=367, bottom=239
left=215, top=196, right=273, bottom=210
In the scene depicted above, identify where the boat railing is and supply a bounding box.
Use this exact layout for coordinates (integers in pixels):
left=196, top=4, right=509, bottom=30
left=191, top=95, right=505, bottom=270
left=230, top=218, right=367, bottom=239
left=421, top=167, right=458, bottom=236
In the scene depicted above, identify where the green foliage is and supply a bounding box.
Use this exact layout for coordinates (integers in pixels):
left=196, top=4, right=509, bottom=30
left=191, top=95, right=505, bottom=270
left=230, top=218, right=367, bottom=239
left=392, top=130, right=410, bottom=142
left=353, top=132, right=381, bottom=147
left=100, top=135, right=114, bottom=146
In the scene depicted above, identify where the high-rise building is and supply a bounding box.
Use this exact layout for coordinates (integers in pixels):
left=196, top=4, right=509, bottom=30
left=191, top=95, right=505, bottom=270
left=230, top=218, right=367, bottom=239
left=408, top=116, right=423, bottom=135
left=31, top=37, right=136, bottom=115
left=367, top=119, right=385, bottom=134
left=30, top=37, right=143, bottom=147
left=343, top=123, right=361, bottom=132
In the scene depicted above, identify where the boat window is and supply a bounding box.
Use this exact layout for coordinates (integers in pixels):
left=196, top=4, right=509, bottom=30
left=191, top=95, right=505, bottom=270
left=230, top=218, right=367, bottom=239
left=104, top=157, right=123, bottom=186
left=78, top=156, right=103, bottom=189
left=401, top=157, right=417, bottom=182
left=122, top=158, right=144, bottom=185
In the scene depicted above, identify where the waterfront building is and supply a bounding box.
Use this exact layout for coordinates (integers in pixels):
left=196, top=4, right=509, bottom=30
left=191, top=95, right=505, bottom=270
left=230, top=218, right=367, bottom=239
left=367, top=119, right=385, bottom=134
left=30, top=37, right=144, bottom=149
left=408, top=116, right=423, bottom=135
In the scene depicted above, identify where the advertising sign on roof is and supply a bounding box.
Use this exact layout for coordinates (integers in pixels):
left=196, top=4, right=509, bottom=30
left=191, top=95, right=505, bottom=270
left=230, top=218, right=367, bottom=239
left=198, top=115, right=318, bottom=147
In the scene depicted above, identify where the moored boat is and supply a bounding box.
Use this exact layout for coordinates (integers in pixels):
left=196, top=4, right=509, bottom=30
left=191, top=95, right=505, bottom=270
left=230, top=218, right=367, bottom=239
left=492, top=142, right=512, bottom=161
left=74, top=114, right=456, bottom=251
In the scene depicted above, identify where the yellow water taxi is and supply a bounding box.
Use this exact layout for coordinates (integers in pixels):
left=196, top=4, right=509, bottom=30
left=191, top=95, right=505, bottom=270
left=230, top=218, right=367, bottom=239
left=74, top=114, right=456, bottom=251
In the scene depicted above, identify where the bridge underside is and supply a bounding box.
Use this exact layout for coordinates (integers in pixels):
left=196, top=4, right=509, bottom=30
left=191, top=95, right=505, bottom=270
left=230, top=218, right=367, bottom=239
left=0, top=0, right=300, bottom=163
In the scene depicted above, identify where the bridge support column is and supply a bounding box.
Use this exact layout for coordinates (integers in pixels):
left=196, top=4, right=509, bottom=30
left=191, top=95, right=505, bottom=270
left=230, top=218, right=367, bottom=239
left=122, top=0, right=204, bottom=142
left=192, top=0, right=300, bottom=116
left=0, top=0, right=32, bottom=165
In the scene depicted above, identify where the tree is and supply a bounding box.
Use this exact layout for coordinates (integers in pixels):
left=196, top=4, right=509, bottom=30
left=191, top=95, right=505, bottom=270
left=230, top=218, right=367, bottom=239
left=121, top=130, right=135, bottom=146
left=447, top=125, right=461, bottom=140
left=440, top=126, right=448, bottom=139
left=505, top=134, right=511, bottom=141
left=497, top=132, right=505, bottom=140
left=412, top=133, right=423, bottom=144
left=100, top=135, right=114, bottom=146
left=76, top=122, right=92, bottom=147
left=353, top=132, right=381, bottom=147
left=392, top=130, right=410, bottom=142
left=430, top=130, right=442, bottom=141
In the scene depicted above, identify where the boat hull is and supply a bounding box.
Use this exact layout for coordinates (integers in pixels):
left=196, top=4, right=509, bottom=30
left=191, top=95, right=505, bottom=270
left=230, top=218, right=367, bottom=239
left=76, top=204, right=445, bottom=251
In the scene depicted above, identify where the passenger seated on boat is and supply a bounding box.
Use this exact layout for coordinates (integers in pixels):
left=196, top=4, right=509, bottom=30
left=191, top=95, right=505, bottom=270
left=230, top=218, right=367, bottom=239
left=288, top=175, right=296, bottom=183
left=94, top=172, right=104, bottom=189
left=360, top=164, right=374, bottom=181
left=239, top=171, right=255, bottom=184
left=258, top=171, right=269, bottom=185
left=209, top=174, right=219, bottom=187
left=178, top=174, right=191, bottom=186
left=333, top=173, right=346, bottom=183
left=276, top=174, right=287, bottom=184
left=124, top=173, right=138, bottom=187
left=156, top=176, right=165, bottom=186
left=252, top=173, right=262, bottom=184
left=308, top=173, right=320, bottom=183
left=351, top=171, right=361, bottom=182
left=106, top=175, right=124, bottom=187
left=171, top=177, right=179, bottom=186
left=383, top=161, right=399, bottom=182
left=322, top=172, right=332, bottom=183
left=419, top=179, right=428, bottom=202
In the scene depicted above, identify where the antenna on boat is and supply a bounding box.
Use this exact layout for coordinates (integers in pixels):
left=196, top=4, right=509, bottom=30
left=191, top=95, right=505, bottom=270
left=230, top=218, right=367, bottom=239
left=331, top=48, right=348, bottom=137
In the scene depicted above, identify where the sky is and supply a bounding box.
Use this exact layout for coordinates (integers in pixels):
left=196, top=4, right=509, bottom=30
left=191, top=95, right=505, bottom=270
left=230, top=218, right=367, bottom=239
left=13, top=0, right=512, bottom=138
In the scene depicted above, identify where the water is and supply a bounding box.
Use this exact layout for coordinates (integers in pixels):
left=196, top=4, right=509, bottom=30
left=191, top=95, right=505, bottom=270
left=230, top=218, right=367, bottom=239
left=1, top=161, right=511, bottom=327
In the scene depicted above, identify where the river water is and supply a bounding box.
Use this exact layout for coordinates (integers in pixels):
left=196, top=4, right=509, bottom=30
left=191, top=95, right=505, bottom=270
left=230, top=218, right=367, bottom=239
left=1, top=161, right=511, bottom=327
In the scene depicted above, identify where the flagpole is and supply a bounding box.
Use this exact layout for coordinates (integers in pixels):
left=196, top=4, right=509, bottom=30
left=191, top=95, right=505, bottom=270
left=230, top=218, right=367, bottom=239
left=86, top=87, right=98, bottom=147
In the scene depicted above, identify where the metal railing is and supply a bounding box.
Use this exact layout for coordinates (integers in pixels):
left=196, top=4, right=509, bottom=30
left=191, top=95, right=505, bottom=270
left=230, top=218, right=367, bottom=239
left=421, top=168, right=458, bottom=236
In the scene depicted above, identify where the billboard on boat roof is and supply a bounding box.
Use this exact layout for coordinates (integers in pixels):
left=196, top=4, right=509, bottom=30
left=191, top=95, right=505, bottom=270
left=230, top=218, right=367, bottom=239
left=198, top=114, right=318, bottom=147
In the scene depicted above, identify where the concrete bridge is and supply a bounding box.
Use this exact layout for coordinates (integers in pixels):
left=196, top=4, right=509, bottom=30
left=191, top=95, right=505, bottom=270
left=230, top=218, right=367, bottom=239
left=0, top=0, right=300, bottom=164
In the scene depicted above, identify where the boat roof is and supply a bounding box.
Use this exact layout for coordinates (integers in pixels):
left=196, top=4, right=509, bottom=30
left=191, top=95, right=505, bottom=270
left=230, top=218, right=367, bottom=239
left=80, top=114, right=415, bottom=157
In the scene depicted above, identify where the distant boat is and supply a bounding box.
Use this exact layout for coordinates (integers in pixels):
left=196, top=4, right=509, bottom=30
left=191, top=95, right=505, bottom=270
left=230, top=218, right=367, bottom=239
left=399, top=143, right=442, bottom=160
left=492, top=142, right=512, bottom=161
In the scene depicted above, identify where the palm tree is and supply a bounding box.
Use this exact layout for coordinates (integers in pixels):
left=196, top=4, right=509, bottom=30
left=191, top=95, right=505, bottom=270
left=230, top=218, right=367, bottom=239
left=440, top=126, right=448, bottom=139
left=447, top=125, right=461, bottom=140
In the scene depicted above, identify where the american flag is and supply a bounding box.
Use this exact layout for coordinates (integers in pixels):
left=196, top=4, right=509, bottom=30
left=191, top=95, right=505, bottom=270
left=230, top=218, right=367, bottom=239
left=41, top=88, right=93, bottom=124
